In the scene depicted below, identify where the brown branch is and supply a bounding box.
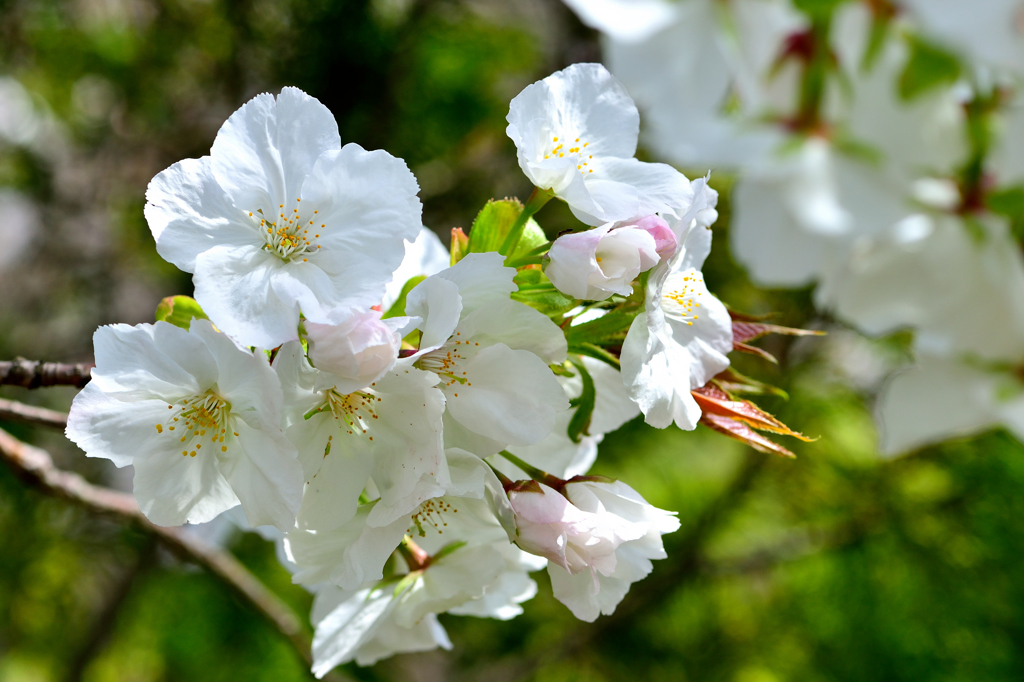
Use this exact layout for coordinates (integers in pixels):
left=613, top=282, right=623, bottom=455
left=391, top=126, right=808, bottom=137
left=0, top=426, right=347, bottom=681
left=0, top=398, right=68, bottom=429
left=0, top=358, right=93, bottom=389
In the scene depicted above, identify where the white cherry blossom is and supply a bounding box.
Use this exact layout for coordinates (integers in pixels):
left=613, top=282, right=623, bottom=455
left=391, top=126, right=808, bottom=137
left=500, top=355, right=641, bottom=480
left=877, top=356, right=1024, bottom=456
left=507, top=480, right=645, bottom=572
left=900, top=0, right=1024, bottom=74
left=145, top=86, right=422, bottom=348
left=506, top=62, right=693, bottom=226
left=288, top=449, right=533, bottom=596
left=66, top=319, right=302, bottom=529
left=621, top=181, right=732, bottom=430
left=272, top=341, right=446, bottom=536
left=309, top=536, right=541, bottom=673
left=547, top=478, right=680, bottom=622
left=405, top=252, right=570, bottom=456
left=599, top=0, right=803, bottom=169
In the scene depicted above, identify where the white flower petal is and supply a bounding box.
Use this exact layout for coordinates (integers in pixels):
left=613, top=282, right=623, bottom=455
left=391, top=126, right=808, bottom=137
left=222, top=420, right=301, bottom=531
left=598, top=156, right=693, bottom=219
left=446, top=343, right=569, bottom=446
left=405, top=276, right=463, bottom=351
left=430, top=252, right=517, bottom=316
left=193, top=244, right=300, bottom=349
left=90, top=322, right=213, bottom=400
left=456, top=299, right=568, bottom=364
left=210, top=88, right=340, bottom=210
left=131, top=436, right=239, bottom=526
left=145, top=157, right=256, bottom=272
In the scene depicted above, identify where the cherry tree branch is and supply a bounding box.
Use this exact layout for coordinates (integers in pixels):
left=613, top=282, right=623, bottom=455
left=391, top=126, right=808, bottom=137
left=0, top=398, right=68, bottom=429
left=0, top=426, right=343, bottom=680
left=0, top=358, right=93, bottom=389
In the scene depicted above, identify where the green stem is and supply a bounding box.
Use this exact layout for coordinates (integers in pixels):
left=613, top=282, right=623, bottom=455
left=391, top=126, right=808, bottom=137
left=504, top=240, right=553, bottom=268
left=500, top=186, right=554, bottom=256
left=570, top=342, right=621, bottom=370
left=484, top=458, right=516, bottom=491
left=397, top=535, right=430, bottom=571
left=499, top=450, right=564, bottom=488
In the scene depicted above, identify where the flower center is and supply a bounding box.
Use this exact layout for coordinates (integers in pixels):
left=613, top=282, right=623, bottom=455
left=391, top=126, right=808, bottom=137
left=156, top=390, right=233, bottom=457
left=660, top=269, right=704, bottom=326
left=320, top=388, right=381, bottom=439
left=542, top=135, right=594, bottom=175
left=414, top=332, right=479, bottom=392
left=409, top=498, right=458, bottom=537
left=250, top=197, right=325, bottom=262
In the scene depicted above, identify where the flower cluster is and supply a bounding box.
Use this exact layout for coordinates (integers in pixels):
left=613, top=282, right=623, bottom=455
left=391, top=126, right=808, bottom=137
left=64, top=66, right=803, bottom=673
left=564, top=0, right=1024, bottom=455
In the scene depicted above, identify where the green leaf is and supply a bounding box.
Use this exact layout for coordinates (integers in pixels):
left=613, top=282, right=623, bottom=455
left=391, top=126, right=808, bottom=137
left=566, top=356, right=596, bottom=444
left=511, top=268, right=577, bottom=318
left=468, top=199, right=547, bottom=258
left=987, top=185, right=1024, bottom=219
left=383, top=275, right=426, bottom=319
left=154, top=295, right=208, bottom=330
left=568, top=342, right=621, bottom=370
left=898, top=36, right=961, bottom=101
left=511, top=284, right=577, bottom=318
left=791, top=0, right=845, bottom=18
left=564, top=306, right=639, bottom=346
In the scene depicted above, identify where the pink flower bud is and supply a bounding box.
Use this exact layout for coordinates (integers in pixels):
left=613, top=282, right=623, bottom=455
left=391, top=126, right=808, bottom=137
left=546, top=222, right=661, bottom=301
left=507, top=480, right=642, bottom=574
left=634, top=215, right=677, bottom=259
left=306, top=310, right=401, bottom=393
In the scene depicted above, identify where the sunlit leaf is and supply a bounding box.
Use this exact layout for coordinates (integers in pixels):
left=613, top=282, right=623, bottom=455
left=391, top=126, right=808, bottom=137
left=154, top=295, right=208, bottom=330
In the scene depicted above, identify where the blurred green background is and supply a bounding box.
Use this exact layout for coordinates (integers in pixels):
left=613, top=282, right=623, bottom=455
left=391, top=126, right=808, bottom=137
left=2, top=0, right=1024, bottom=680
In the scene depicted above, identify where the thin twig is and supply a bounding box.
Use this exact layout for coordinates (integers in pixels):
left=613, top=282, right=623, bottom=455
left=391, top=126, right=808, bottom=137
left=0, top=398, right=68, bottom=429
left=0, top=426, right=346, bottom=680
left=0, top=358, right=93, bottom=389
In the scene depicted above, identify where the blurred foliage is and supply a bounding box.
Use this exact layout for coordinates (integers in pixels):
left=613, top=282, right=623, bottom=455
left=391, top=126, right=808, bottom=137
left=2, top=1, right=1024, bottom=681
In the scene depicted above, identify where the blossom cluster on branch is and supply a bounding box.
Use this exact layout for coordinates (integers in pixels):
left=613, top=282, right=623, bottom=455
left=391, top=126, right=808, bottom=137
left=62, top=64, right=809, bottom=674
left=562, top=0, right=1024, bottom=455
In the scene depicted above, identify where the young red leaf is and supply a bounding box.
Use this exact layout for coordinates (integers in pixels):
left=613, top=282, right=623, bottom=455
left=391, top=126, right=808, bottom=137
left=699, top=412, right=797, bottom=458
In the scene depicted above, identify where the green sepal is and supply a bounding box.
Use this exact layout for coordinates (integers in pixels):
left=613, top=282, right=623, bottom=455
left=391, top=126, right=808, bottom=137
left=898, top=35, right=961, bottom=101
left=566, top=356, right=596, bottom=444
left=430, top=540, right=467, bottom=563
left=383, top=275, right=427, bottom=319
left=564, top=305, right=639, bottom=347
left=511, top=268, right=577, bottom=318
left=713, top=368, right=789, bottom=400
left=392, top=570, right=423, bottom=598
left=468, top=199, right=547, bottom=258
left=154, top=295, right=209, bottom=330
left=550, top=361, right=576, bottom=378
